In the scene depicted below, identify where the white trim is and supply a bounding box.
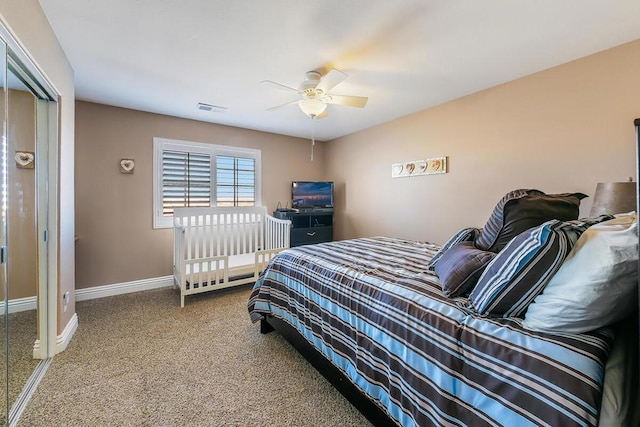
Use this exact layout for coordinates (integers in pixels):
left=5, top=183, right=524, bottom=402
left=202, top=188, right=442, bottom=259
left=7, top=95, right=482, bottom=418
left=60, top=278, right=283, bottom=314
left=46, top=97, right=59, bottom=359
left=0, top=17, right=59, bottom=100
left=54, top=313, right=77, bottom=355
left=32, top=338, right=43, bottom=360
left=36, top=98, right=54, bottom=359
left=75, top=275, right=174, bottom=302
left=7, top=296, right=37, bottom=314
left=4, top=274, right=175, bottom=315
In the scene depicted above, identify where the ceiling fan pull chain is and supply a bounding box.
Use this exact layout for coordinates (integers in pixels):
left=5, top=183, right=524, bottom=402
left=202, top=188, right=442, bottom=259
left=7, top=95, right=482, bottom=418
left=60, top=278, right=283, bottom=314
left=310, top=115, right=315, bottom=162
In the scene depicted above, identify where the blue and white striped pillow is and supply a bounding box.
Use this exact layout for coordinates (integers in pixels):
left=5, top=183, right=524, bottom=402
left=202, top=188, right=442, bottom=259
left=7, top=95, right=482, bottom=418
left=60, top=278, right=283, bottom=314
left=470, top=216, right=612, bottom=317
left=428, top=227, right=480, bottom=270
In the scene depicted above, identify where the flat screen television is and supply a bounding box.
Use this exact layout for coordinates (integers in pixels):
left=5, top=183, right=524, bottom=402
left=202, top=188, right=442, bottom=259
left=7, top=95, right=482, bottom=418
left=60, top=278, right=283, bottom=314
left=292, top=181, right=334, bottom=210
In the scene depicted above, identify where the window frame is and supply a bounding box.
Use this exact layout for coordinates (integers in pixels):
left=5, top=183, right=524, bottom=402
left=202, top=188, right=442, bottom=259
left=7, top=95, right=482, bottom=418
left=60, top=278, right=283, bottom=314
left=153, top=137, right=262, bottom=229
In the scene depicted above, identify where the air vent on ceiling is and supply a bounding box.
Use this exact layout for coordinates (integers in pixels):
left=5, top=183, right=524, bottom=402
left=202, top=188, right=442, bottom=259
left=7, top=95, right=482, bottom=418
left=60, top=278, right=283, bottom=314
left=197, top=102, right=227, bottom=113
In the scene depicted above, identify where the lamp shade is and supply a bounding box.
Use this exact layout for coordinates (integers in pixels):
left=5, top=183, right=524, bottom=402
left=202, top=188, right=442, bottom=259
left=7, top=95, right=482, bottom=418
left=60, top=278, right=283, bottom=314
left=298, top=98, right=326, bottom=117
left=589, top=182, right=637, bottom=216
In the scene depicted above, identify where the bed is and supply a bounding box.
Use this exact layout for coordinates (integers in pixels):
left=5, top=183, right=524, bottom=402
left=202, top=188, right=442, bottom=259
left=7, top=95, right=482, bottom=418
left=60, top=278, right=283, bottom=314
left=248, top=190, right=638, bottom=427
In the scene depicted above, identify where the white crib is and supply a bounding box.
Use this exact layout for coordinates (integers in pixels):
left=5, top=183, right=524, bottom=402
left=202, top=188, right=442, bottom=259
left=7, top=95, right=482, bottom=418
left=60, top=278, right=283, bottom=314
left=173, top=206, right=291, bottom=307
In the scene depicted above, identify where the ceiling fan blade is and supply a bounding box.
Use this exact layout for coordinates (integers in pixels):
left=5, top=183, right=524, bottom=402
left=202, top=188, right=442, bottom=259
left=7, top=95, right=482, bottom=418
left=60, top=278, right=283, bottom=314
left=316, top=69, right=348, bottom=93
left=260, top=80, right=299, bottom=93
left=266, top=100, right=299, bottom=111
left=325, top=95, right=368, bottom=108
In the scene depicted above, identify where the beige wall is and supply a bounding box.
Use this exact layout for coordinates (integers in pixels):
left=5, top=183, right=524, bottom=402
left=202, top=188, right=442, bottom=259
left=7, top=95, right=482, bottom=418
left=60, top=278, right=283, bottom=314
left=0, top=0, right=75, bottom=335
left=75, top=102, right=325, bottom=289
left=77, top=38, right=640, bottom=289
left=7, top=89, right=36, bottom=300
left=326, top=39, right=640, bottom=245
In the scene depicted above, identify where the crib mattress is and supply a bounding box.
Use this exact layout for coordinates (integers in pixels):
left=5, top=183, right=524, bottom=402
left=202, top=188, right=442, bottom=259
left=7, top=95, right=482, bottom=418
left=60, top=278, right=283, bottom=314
left=184, top=253, right=257, bottom=290
left=184, top=252, right=256, bottom=273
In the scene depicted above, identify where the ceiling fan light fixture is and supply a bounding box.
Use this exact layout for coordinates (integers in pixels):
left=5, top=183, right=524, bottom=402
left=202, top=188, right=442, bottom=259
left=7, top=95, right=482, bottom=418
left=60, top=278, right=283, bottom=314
left=298, top=98, right=326, bottom=117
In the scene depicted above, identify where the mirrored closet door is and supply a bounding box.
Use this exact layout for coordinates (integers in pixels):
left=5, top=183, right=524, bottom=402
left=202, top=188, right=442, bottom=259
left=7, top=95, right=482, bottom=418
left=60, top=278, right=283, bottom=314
left=5, top=54, right=41, bottom=425
left=0, top=34, right=58, bottom=425
left=0, top=37, right=7, bottom=426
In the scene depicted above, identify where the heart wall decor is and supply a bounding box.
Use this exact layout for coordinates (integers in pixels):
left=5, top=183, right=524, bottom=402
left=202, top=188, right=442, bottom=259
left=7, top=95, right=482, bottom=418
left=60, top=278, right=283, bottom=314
left=15, top=151, right=35, bottom=169
left=391, top=156, right=447, bottom=178
left=120, top=158, right=135, bottom=174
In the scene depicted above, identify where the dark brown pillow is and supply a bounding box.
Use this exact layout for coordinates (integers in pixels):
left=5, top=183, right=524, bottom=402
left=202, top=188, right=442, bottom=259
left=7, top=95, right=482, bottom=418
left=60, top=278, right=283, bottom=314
left=475, top=189, right=587, bottom=253
left=433, top=241, right=496, bottom=298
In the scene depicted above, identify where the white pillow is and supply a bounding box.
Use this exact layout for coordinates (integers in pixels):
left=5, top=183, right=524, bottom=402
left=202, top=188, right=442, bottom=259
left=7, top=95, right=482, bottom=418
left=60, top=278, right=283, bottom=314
left=523, top=212, right=638, bottom=333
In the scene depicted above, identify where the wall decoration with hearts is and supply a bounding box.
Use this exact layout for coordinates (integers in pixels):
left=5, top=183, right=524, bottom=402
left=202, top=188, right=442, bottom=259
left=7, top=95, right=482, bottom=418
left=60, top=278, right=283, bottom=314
left=15, top=151, right=35, bottom=169
left=120, top=158, right=135, bottom=174
left=391, top=156, right=447, bottom=178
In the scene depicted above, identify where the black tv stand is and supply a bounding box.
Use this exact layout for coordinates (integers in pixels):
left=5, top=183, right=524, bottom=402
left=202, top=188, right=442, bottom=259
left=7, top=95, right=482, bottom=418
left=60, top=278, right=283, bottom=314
left=273, top=210, right=333, bottom=247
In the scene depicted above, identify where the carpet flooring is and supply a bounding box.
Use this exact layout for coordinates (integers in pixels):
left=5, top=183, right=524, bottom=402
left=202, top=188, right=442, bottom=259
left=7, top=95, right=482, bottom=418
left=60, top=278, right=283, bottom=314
left=18, top=287, right=372, bottom=426
left=0, top=310, right=40, bottom=424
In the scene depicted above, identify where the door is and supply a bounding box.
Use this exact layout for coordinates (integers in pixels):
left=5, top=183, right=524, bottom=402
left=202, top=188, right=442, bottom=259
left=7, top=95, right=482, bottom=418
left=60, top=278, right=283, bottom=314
left=0, top=44, right=57, bottom=426
left=0, top=37, right=7, bottom=427
left=0, top=20, right=60, bottom=427
left=5, top=57, right=41, bottom=424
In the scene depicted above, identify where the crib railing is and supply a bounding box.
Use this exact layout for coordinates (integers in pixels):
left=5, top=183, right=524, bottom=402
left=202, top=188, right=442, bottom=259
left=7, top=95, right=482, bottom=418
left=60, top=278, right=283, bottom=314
left=173, top=206, right=291, bottom=307
left=264, top=214, right=291, bottom=250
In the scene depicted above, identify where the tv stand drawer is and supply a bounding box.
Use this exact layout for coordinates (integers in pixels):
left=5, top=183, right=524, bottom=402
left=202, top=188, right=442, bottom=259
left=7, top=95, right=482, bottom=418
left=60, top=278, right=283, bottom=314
left=291, top=227, right=333, bottom=246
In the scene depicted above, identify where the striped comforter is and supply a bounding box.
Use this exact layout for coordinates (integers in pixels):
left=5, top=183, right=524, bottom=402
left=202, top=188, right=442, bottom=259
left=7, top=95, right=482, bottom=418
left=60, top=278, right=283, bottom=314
left=248, top=237, right=612, bottom=427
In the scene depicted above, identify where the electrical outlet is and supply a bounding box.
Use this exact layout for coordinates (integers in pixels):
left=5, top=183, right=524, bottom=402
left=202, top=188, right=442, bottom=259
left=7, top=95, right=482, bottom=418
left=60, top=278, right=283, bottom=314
left=63, top=291, right=70, bottom=312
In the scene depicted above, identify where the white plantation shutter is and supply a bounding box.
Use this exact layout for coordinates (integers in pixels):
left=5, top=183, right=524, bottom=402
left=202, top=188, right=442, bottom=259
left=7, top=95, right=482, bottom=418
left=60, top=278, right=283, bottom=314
left=153, top=138, right=262, bottom=228
left=216, top=155, right=256, bottom=207
left=162, top=150, right=211, bottom=215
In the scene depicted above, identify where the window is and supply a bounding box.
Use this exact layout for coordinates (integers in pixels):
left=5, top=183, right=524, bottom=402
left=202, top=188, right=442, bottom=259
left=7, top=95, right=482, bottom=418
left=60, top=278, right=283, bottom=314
left=162, top=150, right=211, bottom=215
left=216, top=155, right=256, bottom=207
left=153, top=138, right=261, bottom=228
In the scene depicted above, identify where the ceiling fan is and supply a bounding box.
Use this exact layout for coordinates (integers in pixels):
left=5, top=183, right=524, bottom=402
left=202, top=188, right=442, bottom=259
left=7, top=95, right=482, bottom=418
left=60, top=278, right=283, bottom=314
left=261, top=69, right=368, bottom=119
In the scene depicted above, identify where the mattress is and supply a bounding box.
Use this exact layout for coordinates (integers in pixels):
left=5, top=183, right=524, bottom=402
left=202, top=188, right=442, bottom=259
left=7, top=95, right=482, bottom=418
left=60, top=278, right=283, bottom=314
left=248, top=237, right=614, bottom=427
left=184, top=252, right=256, bottom=273
left=185, top=252, right=256, bottom=289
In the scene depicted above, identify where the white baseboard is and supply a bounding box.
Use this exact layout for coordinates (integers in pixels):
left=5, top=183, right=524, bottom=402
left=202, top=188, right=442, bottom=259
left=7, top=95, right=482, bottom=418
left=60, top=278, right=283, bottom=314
left=75, top=275, right=174, bottom=302
left=8, top=296, right=37, bottom=314
left=32, top=339, right=43, bottom=360
left=5, top=275, right=175, bottom=314
left=55, top=312, right=77, bottom=355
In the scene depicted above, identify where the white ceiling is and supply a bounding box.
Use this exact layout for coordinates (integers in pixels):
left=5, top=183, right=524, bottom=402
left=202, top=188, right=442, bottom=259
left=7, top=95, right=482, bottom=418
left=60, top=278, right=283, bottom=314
left=38, top=0, right=640, bottom=142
